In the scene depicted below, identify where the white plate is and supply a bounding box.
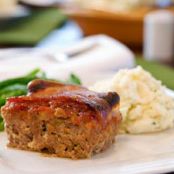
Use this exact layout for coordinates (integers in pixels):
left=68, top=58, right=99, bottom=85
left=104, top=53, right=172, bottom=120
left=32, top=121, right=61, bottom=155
left=0, top=80, right=174, bottom=174
left=0, top=36, right=173, bottom=174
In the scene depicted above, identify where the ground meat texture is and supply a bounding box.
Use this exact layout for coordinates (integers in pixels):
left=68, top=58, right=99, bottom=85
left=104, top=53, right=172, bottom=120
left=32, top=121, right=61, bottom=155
left=1, top=80, right=121, bottom=159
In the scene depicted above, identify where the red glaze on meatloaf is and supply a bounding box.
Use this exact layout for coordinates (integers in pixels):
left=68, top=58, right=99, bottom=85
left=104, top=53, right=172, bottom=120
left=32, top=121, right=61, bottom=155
left=1, top=80, right=121, bottom=159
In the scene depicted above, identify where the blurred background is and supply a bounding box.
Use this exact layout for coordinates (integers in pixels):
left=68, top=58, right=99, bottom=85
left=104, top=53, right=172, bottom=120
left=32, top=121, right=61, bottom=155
left=0, top=0, right=174, bottom=86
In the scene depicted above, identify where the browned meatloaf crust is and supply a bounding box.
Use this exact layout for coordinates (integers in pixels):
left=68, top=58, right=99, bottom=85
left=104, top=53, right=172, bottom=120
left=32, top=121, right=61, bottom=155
left=1, top=80, right=121, bottom=159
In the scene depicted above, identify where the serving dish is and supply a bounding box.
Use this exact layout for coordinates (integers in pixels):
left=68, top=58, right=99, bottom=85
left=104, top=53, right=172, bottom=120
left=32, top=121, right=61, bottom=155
left=63, top=6, right=174, bottom=49
left=63, top=7, right=148, bottom=49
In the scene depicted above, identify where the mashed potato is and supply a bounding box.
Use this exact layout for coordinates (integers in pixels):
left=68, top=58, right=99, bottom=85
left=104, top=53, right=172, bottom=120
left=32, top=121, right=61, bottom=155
left=91, top=66, right=174, bottom=134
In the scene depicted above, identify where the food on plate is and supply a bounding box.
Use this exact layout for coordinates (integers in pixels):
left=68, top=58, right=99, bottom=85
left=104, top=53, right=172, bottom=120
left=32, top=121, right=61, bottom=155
left=91, top=66, right=174, bottom=134
left=1, top=79, right=121, bottom=159
left=0, top=69, right=81, bottom=132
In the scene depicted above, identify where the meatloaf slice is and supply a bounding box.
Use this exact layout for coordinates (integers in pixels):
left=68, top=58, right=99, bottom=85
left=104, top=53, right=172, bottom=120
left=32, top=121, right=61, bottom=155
left=1, top=80, right=121, bottom=159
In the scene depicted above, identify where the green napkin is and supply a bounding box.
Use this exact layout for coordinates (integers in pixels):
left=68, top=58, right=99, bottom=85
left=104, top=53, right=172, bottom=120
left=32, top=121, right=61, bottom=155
left=136, top=58, right=174, bottom=90
left=0, top=8, right=66, bottom=45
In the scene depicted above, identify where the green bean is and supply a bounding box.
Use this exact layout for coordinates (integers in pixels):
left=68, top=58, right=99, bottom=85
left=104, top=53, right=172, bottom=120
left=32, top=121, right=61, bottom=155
left=0, top=77, right=33, bottom=89
left=0, top=115, right=4, bottom=131
left=66, top=73, right=81, bottom=85
left=0, top=84, right=27, bottom=95
left=0, top=68, right=46, bottom=90
left=0, top=120, right=4, bottom=132
left=1, top=90, right=27, bottom=98
left=26, top=68, right=47, bottom=79
left=26, top=68, right=41, bottom=76
left=0, top=115, right=3, bottom=122
left=0, top=97, right=6, bottom=107
left=0, top=84, right=27, bottom=107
